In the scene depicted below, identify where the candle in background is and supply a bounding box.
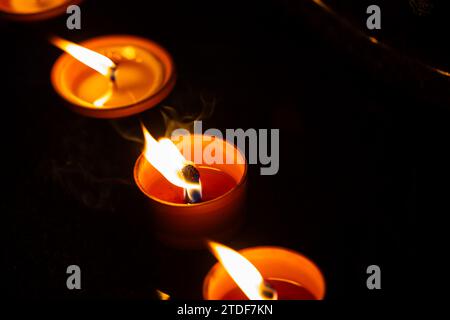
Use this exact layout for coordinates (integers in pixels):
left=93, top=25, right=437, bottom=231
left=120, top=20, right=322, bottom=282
left=156, top=289, right=170, bottom=300
left=204, top=242, right=326, bottom=300
left=51, top=35, right=175, bottom=118
left=134, top=127, right=247, bottom=248
left=0, top=0, right=81, bottom=21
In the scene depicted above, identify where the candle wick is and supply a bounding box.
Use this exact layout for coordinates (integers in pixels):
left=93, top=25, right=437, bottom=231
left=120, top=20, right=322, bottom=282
left=109, top=65, right=118, bottom=83
left=182, top=164, right=202, bottom=204
left=261, top=281, right=278, bottom=300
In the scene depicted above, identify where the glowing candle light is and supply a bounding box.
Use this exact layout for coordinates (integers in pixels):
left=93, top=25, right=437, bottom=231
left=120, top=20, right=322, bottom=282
left=156, top=290, right=170, bottom=300
left=207, top=241, right=277, bottom=300
left=51, top=35, right=175, bottom=118
left=141, top=124, right=202, bottom=204
left=0, top=0, right=81, bottom=21
left=134, top=127, right=247, bottom=248
left=52, top=37, right=117, bottom=78
left=204, top=242, right=326, bottom=300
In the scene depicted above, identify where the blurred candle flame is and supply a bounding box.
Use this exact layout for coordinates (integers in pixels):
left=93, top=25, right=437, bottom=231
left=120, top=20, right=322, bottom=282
left=10, top=0, right=66, bottom=13
left=51, top=36, right=116, bottom=77
left=156, top=289, right=170, bottom=300
left=207, top=241, right=278, bottom=300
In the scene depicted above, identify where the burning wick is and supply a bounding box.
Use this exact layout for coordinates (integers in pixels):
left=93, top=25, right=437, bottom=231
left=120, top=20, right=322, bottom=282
left=181, top=164, right=202, bottom=203
left=141, top=124, right=202, bottom=204
left=207, top=241, right=278, bottom=300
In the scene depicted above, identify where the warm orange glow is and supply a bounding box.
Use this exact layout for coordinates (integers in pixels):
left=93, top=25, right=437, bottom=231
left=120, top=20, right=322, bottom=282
left=436, top=68, right=450, bottom=78
left=51, top=35, right=176, bottom=117
left=141, top=124, right=202, bottom=195
left=7, top=0, right=66, bottom=13
left=51, top=36, right=116, bottom=77
left=369, top=36, right=379, bottom=45
left=156, top=289, right=170, bottom=300
left=207, top=241, right=277, bottom=300
left=93, top=82, right=114, bottom=107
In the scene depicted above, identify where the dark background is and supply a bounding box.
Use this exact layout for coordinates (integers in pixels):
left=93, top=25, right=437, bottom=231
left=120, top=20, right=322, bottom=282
left=4, top=0, right=438, bottom=303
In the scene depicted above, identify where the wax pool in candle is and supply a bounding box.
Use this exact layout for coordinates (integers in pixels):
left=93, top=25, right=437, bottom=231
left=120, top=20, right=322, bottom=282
left=147, top=166, right=237, bottom=204
left=221, top=279, right=317, bottom=300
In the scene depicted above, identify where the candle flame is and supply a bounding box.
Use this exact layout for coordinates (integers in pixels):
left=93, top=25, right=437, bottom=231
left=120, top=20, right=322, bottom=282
left=156, top=289, right=170, bottom=300
left=141, top=124, right=202, bottom=196
left=207, top=241, right=278, bottom=300
left=51, top=36, right=116, bottom=77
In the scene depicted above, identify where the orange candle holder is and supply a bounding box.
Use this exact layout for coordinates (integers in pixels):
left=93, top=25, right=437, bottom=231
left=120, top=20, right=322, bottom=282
left=203, top=247, right=326, bottom=300
left=134, top=134, right=247, bottom=248
left=51, top=35, right=176, bottom=118
left=0, top=0, right=82, bottom=21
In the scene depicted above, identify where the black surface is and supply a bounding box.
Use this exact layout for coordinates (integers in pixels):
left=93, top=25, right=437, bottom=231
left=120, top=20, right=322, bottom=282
left=2, top=0, right=427, bottom=302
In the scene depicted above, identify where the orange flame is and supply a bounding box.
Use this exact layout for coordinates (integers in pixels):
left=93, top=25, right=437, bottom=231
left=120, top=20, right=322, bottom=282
left=51, top=36, right=116, bottom=77
left=141, top=124, right=202, bottom=194
left=207, top=241, right=277, bottom=300
left=156, top=289, right=170, bottom=300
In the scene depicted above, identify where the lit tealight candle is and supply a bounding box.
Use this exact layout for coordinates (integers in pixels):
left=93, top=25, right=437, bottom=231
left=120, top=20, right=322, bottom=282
left=204, top=242, right=326, bottom=300
left=134, top=126, right=247, bottom=248
left=0, top=0, right=81, bottom=21
left=51, top=35, right=175, bottom=118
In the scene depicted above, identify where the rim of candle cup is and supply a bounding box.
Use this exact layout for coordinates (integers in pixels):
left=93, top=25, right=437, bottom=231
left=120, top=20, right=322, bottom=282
left=0, top=0, right=83, bottom=21
left=51, top=34, right=176, bottom=119
left=203, top=246, right=326, bottom=300
left=133, top=134, right=248, bottom=208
